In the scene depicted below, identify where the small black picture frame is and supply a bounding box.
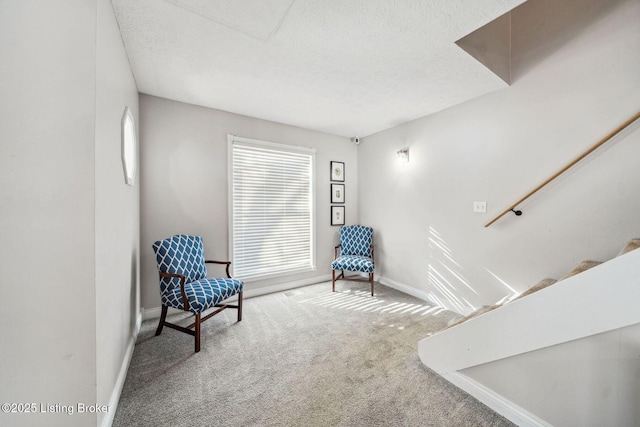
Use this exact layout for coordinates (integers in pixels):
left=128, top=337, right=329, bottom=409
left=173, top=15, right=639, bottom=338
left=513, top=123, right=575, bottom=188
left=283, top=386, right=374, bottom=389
left=330, top=161, right=345, bottom=182
left=331, top=183, right=345, bottom=204
left=331, top=205, right=345, bottom=226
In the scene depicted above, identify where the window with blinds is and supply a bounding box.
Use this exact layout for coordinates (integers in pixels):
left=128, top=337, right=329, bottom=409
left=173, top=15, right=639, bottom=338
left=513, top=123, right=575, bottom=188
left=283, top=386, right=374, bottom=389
left=228, top=135, right=316, bottom=281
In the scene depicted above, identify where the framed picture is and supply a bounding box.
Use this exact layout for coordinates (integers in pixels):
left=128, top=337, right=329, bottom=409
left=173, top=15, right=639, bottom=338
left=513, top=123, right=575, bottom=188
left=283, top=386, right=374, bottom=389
left=331, top=183, right=345, bottom=204
left=330, top=161, right=345, bottom=182
left=331, top=206, right=345, bottom=226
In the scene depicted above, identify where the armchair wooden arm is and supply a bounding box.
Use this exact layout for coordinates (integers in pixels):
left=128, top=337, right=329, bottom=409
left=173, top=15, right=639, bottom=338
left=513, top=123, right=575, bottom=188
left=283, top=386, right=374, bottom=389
left=158, top=271, right=190, bottom=311
left=334, top=244, right=342, bottom=260
left=205, top=259, right=233, bottom=278
left=205, top=260, right=242, bottom=325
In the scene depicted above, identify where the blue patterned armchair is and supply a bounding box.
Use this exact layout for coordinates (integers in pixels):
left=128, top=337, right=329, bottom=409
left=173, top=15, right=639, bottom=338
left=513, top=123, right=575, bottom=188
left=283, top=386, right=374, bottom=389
left=331, top=225, right=375, bottom=296
left=152, top=235, right=244, bottom=352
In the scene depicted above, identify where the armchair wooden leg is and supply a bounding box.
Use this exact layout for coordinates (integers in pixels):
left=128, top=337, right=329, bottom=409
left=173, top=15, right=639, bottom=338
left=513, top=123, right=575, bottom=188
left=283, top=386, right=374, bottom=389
left=332, top=270, right=336, bottom=292
left=155, top=305, right=168, bottom=336
left=237, top=291, right=243, bottom=322
left=370, top=273, right=374, bottom=296
left=195, top=313, right=201, bottom=353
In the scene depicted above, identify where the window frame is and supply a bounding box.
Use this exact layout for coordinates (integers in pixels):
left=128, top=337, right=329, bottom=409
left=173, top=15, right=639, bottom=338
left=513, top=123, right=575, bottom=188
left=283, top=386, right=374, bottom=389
left=227, top=134, right=317, bottom=281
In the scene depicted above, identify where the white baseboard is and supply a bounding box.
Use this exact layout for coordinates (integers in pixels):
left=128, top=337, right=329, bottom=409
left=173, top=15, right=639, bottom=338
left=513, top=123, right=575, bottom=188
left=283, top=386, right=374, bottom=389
left=242, top=274, right=332, bottom=299
left=142, top=305, right=163, bottom=321
left=142, top=274, right=332, bottom=320
left=101, top=311, right=142, bottom=427
left=443, top=372, right=551, bottom=427
left=377, top=275, right=432, bottom=302
left=377, top=275, right=450, bottom=309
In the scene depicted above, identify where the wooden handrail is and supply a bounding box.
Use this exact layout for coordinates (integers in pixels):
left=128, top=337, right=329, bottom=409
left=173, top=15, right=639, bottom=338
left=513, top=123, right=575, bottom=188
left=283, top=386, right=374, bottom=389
left=485, top=111, right=640, bottom=227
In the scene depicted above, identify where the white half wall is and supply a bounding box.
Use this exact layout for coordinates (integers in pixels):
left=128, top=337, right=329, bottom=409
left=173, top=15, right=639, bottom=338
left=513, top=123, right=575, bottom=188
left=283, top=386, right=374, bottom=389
left=139, top=95, right=357, bottom=311
left=463, top=323, right=640, bottom=427
left=357, top=0, right=640, bottom=316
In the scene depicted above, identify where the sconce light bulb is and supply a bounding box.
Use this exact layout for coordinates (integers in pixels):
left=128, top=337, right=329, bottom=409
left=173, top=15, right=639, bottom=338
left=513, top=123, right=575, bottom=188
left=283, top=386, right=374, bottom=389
left=396, top=148, right=410, bottom=163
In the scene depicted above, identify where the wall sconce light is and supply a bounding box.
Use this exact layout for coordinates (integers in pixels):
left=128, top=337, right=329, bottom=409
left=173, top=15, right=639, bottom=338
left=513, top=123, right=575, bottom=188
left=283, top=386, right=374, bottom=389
left=121, top=106, right=137, bottom=186
left=396, top=148, right=410, bottom=163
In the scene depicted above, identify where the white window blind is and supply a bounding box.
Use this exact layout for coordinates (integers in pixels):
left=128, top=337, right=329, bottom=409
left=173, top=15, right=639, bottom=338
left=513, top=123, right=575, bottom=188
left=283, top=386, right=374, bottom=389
left=228, top=135, right=316, bottom=281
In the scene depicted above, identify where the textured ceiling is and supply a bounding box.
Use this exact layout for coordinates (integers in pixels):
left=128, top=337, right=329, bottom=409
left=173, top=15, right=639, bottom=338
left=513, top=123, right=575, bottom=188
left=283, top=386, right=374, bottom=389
left=112, top=0, right=525, bottom=138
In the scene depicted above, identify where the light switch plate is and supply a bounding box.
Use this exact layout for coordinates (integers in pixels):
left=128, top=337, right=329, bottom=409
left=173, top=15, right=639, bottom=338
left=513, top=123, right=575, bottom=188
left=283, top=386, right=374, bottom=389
left=473, top=201, right=487, bottom=213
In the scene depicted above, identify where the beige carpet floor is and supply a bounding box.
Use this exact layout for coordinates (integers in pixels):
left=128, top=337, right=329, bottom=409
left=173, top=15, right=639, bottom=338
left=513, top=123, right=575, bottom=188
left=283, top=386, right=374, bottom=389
left=113, top=282, right=514, bottom=426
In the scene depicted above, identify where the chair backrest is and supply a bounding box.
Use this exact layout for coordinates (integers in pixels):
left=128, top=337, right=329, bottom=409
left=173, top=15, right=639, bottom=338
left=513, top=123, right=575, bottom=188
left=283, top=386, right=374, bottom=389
left=339, top=225, right=373, bottom=257
left=152, top=235, right=207, bottom=294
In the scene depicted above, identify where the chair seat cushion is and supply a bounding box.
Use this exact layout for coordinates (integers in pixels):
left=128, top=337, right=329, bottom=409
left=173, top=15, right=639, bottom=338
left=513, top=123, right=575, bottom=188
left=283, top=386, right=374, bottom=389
left=331, top=255, right=374, bottom=273
left=162, top=277, right=244, bottom=314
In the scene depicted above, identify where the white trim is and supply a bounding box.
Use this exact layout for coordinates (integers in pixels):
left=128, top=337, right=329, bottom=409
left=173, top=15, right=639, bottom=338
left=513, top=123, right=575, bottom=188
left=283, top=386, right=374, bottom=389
left=240, top=265, right=317, bottom=283
left=142, top=274, right=332, bottom=320
left=227, top=134, right=317, bottom=280
left=242, top=274, right=331, bottom=299
left=227, top=134, right=234, bottom=265
left=310, top=148, right=317, bottom=277
left=101, top=312, right=142, bottom=427
left=228, top=134, right=317, bottom=154
left=142, top=305, right=165, bottom=321
left=377, top=275, right=447, bottom=310
left=443, top=372, right=552, bottom=427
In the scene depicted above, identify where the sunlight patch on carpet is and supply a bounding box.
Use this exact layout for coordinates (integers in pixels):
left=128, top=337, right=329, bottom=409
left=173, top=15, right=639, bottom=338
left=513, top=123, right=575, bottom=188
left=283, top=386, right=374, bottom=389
left=300, top=289, right=446, bottom=316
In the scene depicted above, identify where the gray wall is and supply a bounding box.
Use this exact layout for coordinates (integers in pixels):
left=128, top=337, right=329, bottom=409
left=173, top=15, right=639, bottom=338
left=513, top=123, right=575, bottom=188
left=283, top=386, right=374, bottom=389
left=0, top=1, right=139, bottom=426
left=139, top=95, right=357, bottom=313
left=359, top=0, right=640, bottom=424
left=358, top=0, right=640, bottom=315
left=95, top=0, right=140, bottom=425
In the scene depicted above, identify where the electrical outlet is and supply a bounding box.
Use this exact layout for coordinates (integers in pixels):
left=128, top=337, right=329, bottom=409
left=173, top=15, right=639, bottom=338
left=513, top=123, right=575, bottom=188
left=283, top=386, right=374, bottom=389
left=473, top=201, right=487, bottom=213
